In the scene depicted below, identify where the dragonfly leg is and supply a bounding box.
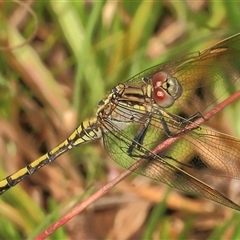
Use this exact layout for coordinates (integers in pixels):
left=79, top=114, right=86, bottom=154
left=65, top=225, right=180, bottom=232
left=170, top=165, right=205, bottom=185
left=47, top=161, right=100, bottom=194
left=158, top=110, right=204, bottom=137
left=127, top=117, right=151, bottom=155
left=157, top=110, right=175, bottom=137
left=185, top=112, right=205, bottom=123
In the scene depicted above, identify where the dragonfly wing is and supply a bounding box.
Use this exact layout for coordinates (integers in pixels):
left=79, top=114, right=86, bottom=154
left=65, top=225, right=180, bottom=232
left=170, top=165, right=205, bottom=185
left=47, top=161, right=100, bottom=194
left=102, top=119, right=240, bottom=211
left=104, top=102, right=240, bottom=179
left=127, top=33, right=240, bottom=117
left=100, top=33, right=240, bottom=210
left=183, top=129, right=240, bottom=178
left=152, top=123, right=240, bottom=179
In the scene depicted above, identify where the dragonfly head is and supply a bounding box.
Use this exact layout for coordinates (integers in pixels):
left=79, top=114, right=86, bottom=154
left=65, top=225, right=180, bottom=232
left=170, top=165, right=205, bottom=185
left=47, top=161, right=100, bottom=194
left=149, top=71, right=183, bottom=108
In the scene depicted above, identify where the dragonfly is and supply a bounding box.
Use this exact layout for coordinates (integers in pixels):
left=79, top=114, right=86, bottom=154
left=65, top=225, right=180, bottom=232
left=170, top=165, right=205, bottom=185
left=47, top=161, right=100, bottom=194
left=1, top=33, right=240, bottom=211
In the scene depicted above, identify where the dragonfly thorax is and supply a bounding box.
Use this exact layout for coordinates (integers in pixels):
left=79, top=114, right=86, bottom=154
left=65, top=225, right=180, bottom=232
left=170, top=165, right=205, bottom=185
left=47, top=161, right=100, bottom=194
left=97, top=83, right=153, bottom=117
left=95, top=83, right=154, bottom=132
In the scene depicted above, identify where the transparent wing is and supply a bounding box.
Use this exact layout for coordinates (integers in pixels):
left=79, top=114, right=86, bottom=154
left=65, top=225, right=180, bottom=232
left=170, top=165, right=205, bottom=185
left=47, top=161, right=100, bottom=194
left=103, top=102, right=240, bottom=179
left=100, top=33, right=240, bottom=210
left=102, top=110, right=240, bottom=210
left=126, top=33, right=240, bottom=116
left=161, top=128, right=240, bottom=179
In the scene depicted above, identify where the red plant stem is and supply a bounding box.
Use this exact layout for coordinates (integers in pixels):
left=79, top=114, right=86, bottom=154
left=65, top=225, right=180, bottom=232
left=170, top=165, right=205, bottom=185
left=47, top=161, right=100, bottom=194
left=35, top=160, right=145, bottom=240
left=35, top=90, right=240, bottom=240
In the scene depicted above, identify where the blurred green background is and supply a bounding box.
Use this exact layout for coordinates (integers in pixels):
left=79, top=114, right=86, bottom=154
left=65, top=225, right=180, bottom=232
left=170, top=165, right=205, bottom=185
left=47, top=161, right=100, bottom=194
left=1, top=1, right=240, bottom=239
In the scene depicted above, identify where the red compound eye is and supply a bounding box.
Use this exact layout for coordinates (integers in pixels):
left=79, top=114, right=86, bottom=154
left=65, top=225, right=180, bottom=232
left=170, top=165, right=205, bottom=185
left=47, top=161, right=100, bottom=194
left=152, top=72, right=168, bottom=88
left=153, top=87, right=174, bottom=107
left=151, top=71, right=182, bottom=107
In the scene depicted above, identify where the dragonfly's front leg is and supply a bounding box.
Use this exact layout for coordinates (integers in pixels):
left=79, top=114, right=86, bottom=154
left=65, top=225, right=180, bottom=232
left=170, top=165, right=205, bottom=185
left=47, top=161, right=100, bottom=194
left=127, top=117, right=151, bottom=156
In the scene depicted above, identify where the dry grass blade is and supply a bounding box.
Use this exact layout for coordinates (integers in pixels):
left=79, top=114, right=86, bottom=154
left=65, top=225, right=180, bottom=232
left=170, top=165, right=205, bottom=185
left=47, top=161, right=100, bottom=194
left=1, top=1, right=240, bottom=240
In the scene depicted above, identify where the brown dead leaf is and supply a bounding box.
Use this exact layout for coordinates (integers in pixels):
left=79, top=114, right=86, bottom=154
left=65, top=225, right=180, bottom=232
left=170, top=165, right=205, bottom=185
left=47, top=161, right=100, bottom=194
left=111, top=199, right=151, bottom=240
